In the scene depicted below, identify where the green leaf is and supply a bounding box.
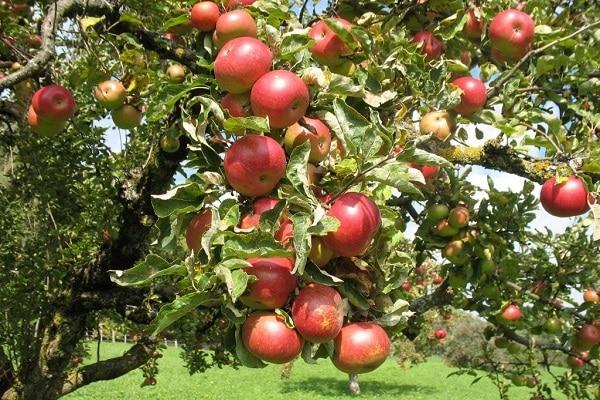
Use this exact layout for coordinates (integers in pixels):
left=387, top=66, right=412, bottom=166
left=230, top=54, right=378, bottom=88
left=286, top=140, right=314, bottom=200
left=280, top=32, right=314, bottom=60
left=304, top=262, right=344, bottom=285
left=215, top=265, right=251, bottom=302
left=338, top=282, right=370, bottom=311
left=220, top=201, right=241, bottom=228
left=147, top=292, right=217, bottom=337
left=332, top=157, right=358, bottom=177
left=151, top=183, right=205, bottom=218
left=221, top=231, right=293, bottom=259
left=324, top=18, right=357, bottom=50
left=396, top=145, right=452, bottom=168
left=109, top=254, right=186, bottom=287
left=362, top=163, right=424, bottom=197
left=119, top=13, right=143, bottom=26
left=80, top=16, right=105, bottom=31
left=301, top=342, right=318, bottom=364
left=163, top=14, right=189, bottom=31
left=235, top=325, right=267, bottom=368
left=307, top=216, right=340, bottom=236
left=223, top=117, right=269, bottom=133
left=291, top=213, right=311, bottom=275
left=259, top=200, right=286, bottom=232
left=327, top=73, right=365, bottom=97
left=331, top=99, right=371, bottom=156
left=274, top=308, right=295, bottom=328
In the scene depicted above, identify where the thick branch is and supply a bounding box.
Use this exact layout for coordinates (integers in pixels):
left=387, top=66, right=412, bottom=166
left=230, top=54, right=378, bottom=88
left=488, top=20, right=600, bottom=97
left=497, top=325, right=577, bottom=357
left=60, top=340, right=156, bottom=396
left=0, top=0, right=115, bottom=90
left=403, top=280, right=453, bottom=340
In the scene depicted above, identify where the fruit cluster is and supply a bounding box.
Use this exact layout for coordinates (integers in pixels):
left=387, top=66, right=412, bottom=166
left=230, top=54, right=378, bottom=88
left=179, top=1, right=393, bottom=372
left=94, top=79, right=142, bottom=130
left=27, top=84, right=75, bottom=136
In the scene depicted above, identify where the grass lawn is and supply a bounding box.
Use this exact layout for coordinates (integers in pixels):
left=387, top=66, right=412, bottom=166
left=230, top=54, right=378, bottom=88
left=63, top=343, right=562, bottom=400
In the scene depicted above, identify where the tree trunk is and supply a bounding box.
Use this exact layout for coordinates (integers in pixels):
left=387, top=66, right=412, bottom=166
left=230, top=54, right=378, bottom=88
left=348, top=373, right=360, bottom=396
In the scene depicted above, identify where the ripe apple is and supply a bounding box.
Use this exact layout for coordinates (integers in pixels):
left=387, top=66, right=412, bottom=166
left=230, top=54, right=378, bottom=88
left=291, top=283, right=344, bottom=343
left=401, top=281, right=412, bottom=292
left=242, top=311, right=302, bottom=363
left=489, top=9, right=535, bottom=62
left=111, top=105, right=142, bottom=129
left=27, top=105, right=66, bottom=136
left=250, top=70, right=310, bottom=129
left=224, top=0, right=255, bottom=9
left=500, top=303, right=522, bottom=322
left=443, top=240, right=468, bottom=265
left=166, top=64, right=186, bottom=83
left=308, top=18, right=353, bottom=67
left=412, top=31, right=444, bottom=59
left=427, top=204, right=449, bottom=222
left=94, top=80, right=126, bottom=110
left=434, top=219, right=459, bottom=237
left=214, top=37, right=272, bottom=94
left=223, top=135, right=287, bottom=197
left=448, top=206, right=470, bottom=228
left=239, top=197, right=293, bottom=246
left=31, top=84, right=76, bottom=120
left=567, top=354, right=587, bottom=369
left=583, top=289, right=599, bottom=303
left=308, top=237, right=334, bottom=267
left=160, top=135, right=180, bottom=153
left=577, top=324, right=600, bottom=350
left=214, top=10, right=257, bottom=48
left=451, top=76, right=487, bottom=115
left=240, top=257, right=297, bottom=309
left=409, top=163, right=440, bottom=182
left=540, top=176, right=590, bottom=217
left=332, top=322, right=390, bottom=374
left=434, top=329, right=447, bottom=340
left=432, top=273, right=443, bottom=285
left=221, top=92, right=251, bottom=117
left=190, top=1, right=221, bottom=32
left=185, top=209, right=212, bottom=251
left=464, top=8, right=484, bottom=40
left=27, top=34, right=42, bottom=48
left=323, top=192, right=381, bottom=257
left=419, top=111, right=455, bottom=140
left=284, top=117, right=331, bottom=163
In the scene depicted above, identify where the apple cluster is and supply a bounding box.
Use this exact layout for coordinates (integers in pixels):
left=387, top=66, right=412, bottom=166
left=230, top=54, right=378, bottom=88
left=94, top=79, right=142, bottom=130
left=179, top=1, right=393, bottom=373
left=27, top=84, right=76, bottom=136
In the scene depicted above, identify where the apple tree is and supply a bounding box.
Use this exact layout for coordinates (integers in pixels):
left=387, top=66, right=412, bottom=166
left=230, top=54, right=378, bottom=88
left=0, top=0, right=599, bottom=399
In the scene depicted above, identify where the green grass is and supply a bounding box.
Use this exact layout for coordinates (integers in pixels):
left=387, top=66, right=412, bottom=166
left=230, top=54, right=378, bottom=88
left=63, top=343, right=561, bottom=400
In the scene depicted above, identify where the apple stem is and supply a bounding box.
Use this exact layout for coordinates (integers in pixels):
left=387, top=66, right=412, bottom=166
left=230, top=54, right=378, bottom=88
left=348, top=373, right=361, bottom=396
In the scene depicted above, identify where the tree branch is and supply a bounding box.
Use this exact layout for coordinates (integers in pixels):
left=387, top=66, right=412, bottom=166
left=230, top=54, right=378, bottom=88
left=0, top=0, right=115, bottom=90
left=0, top=347, right=14, bottom=396
left=403, top=280, right=453, bottom=340
left=497, top=325, right=578, bottom=357
left=488, top=20, right=600, bottom=97
left=60, top=340, right=156, bottom=396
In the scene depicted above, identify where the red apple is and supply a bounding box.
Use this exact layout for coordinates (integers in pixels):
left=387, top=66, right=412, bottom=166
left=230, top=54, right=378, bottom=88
left=308, top=18, right=353, bottom=67
left=567, top=353, right=588, bottom=369
left=214, top=37, right=272, bottom=94
left=27, top=34, right=42, bottom=48
left=500, top=303, right=522, bottom=322
left=214, top=9, right=257, bottom=48
left=284, top=117, right=331, bottom=163
left=432, top=273, right=443, bottom=285
left=94, top=80, right=126, bottom=110
left=190, top=1, right=221, bottom=32
left=185, top=209, right=212, bottom=252
left=242, top=311, right=302, bottom=363
left=291, top=283, right=344, bottom=343
left=401, top=281, right=412, bottom=292
left=111, top=105, right=142, bottom=129
left=419, top=111, right=455, bottom=140
left=434, top=328, right=447, bottom=340
left=323, top=192, right=381, bottom=257
left=577, top=324, right=600, bottom=350
left=451, top=76, right=487, bottom=115
left=31, top=84, right=76, bottom=120
left=240, top=257, right=297, bottom=309
left=239, top=197, right=293, bottom=246
left=223, top=135, right=286, bottom=197
left=583, top=290, right=599, bottom=303
left=464, top=8, right=484, bottom=40
left=448, top=206, right=470, bottom=228
left=27, top=105, right=66, bottom=136
left=332, top=322, right=390, bottom=374
left=166, top=64, right=186, bottom=83
left=540, top=176, right=590, bottom=217
left=409, top=163, right=440, bottom=182
left=412, top=31, right=444, bottom=60
left=221, top=92, right=251, bottom=117
left=308, top=237, right=334, bottom=267
left=224, top=0, right=255, bottom=9
left=489, top=9, right=535, bottom=62
left=250, top=70, right=310, bottom=129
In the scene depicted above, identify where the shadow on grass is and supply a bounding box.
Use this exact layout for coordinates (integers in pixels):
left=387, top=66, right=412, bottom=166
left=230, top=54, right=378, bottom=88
left=280, top=377, right=435, bottom=397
